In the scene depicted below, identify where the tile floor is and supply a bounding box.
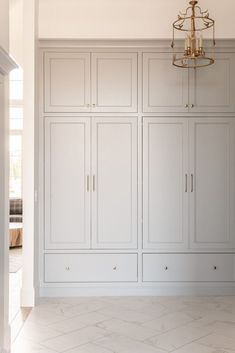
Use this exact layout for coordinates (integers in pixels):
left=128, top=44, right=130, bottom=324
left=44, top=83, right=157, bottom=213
left=12, top=296, right=235, bottom=353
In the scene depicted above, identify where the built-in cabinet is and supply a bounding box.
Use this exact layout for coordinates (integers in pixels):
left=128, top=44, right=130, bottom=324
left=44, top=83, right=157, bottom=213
left=143, top=118, right=188, bottom=249
left=45, top=117, right=138, bottom=250
left=40, top=42, right=235, bottom=294
left=143, top=52, right=235, bottom=113
left=44, top=52, right=138, bottom=113
left=143, top=117, right=235, bottom=250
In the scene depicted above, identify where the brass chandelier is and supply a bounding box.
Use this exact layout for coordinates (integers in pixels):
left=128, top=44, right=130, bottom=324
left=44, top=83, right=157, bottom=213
left=171, top=0, right=215, bottom=68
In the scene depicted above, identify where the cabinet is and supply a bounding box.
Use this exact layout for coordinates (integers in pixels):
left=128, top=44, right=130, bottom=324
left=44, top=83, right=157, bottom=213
left=45, top=117, right=138, bottom=250
left=143, top=52, right=235, bottom=113
left=45, top=118, right=91, bottom=249
left=143, top=253, right=235, bottom=282
left=44, top=53, right=91, bottom=113
left=44, top=52, right=138, bottom=113
left=45, top=253, right=138, bottom=283
left=91, top=118, right=138, bottom=249
left=189, top=118, right=235, bottom=248
left=143, top=118, right=188, bottom=249
left=143, top=117, right=235, bottom=250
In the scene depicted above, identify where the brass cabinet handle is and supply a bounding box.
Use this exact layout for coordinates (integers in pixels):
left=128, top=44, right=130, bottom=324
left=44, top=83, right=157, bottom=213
left=185, top=174, right=188, bottom=193
left=93, top=175, right=95, bottom=192
left=191, top=104, right=194, bottom=108
left=87, top=175, right=90, bottom=192
left=191, top=174, right=194, bottom=192
left=185, top=104, right=189, bottom=108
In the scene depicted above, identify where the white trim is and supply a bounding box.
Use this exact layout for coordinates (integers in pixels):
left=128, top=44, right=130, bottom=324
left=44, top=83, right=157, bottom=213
left=38, top=39, right=235, bottom=52
left=40, top=283, right=235, bottom=297
left=0, top=47, right=17, bottom=76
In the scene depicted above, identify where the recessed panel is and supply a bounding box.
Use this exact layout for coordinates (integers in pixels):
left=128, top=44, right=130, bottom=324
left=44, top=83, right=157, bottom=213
left=44, top=53, right=90, bottom=112
left=92, top=53, right=137, bottom=112
left=143, top=119, right=188, bottom=249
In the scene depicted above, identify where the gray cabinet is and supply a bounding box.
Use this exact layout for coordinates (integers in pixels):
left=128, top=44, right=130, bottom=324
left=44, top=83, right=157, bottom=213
left=143, top=53, right=189, bottom=113
left=44, top=52, right=138, bottom=113
left=143, top=52, right=235, bottom=113
left=189, top=118, right=235, bottom=249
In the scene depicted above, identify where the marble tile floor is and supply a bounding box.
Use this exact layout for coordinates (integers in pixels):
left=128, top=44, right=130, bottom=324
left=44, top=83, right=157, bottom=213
left=12, top=296, right=235, bottom=353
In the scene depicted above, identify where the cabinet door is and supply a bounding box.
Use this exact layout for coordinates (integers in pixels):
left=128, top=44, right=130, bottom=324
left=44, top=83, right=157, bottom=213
left=143, top=53, right=189, bottom=113
left=189, top=118, right=235, bottom=249
left=44, top=52, right=91, bottom=112
left=91, top=117, right=138, bottom=249
left=45, top=118, right=91, bottom=249
left=189, top=53, right=235, bottom=112
left=143, top=118, right=188, bottom=249
left=91, top=53, right=137, bottom=112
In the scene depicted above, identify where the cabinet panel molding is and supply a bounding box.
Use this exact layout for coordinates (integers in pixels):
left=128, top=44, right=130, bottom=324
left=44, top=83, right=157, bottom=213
left=143, top=253, right=235, bottom=282
left=91, top=117, right=138, bottom=249
left=189, top=118, right=235, bottom=249
left=143, top=118, right=188, bottom=249
left=45, top=253, right=138, bottom=283
left=143, top=53, right=189, bottom=113
left=189, top=53, right=235, bottom=112
left=45, top=117, right=91, bottom=249
left=91, top=53, right=138, bottom=112
left=44, top=52, right=91, bottom=112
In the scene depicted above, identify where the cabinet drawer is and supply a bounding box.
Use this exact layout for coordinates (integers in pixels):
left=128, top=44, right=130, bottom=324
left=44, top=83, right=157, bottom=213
left=143, top=253, right=235, bottom=282
left=45, top=253, right=138, bottom=283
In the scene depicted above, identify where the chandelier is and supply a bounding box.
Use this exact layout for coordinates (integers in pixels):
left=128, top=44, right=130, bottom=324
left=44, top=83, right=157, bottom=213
left=171, top=0, right=215, bottom=68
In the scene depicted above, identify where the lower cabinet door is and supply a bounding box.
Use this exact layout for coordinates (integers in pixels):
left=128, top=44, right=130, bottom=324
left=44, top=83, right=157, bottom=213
left=143, top=118, right=188, bottom=249
left=45, top=118, right=91, bottom=249
left=91, top=117, right=138, bottom=249
left=143, top=253, right=235, bottom=282
left=44, top=253, right=138, bottom=282
left=189, top=118, right=235, bottom=249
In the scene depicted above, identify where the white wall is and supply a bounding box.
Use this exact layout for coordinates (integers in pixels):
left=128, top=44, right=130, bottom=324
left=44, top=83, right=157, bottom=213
left=39, top=0, right=235, bottom=39
left=0, top=0, right=9, bottom=50
left=10, top=0, right=23, bottom=67
left=0, top=2, right=10, bottom=352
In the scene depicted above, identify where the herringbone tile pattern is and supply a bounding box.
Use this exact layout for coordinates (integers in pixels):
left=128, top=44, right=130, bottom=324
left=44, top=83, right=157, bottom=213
left=12, top=296, right=235, bottom=353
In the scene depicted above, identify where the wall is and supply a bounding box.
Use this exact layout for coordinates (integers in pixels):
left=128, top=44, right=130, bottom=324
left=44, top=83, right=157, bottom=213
left=10, top=0, right=23, bottom=67
left=0, top=2, right=10, bottom=352
left=0, top=0, right=9, bottom=50
left=39, top=0, right=235, bottom=39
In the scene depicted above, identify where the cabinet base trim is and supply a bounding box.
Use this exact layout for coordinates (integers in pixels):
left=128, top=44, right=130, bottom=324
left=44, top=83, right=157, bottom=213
left=39, top=284, right=235, bottom=297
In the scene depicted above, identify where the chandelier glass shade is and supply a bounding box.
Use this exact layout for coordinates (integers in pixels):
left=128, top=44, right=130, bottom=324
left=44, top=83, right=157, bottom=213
left=171, top=0, right=215, bottom=69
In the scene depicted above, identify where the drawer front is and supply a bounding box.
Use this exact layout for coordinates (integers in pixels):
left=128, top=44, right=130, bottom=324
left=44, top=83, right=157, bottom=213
left=143, top=253, right=235, bottom=282
left=45, top=253, right=138, bottom=283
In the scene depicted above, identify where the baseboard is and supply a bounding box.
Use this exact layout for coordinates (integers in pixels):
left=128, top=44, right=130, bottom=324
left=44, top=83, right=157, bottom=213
left=40, top=283, right=235, bottom=297
left=20, top=287, right=36, bottom=307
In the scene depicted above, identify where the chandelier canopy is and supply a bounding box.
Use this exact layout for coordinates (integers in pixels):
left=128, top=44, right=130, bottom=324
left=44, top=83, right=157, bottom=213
left=171, top=0, right=216, bottom=69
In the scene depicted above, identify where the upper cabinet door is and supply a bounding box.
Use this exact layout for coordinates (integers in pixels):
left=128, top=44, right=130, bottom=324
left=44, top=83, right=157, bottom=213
left=45, top=117, right=91, bottom=249
left=91, top=53, right=138, bottom=113
left=189, top=53, right=235, bottom=113
left=143, top=53, right=189, bottom=113
left=91, top=117, right=138, bottom=249
left=44, top=52, right=91, bottom=113
left=189, top=118, right=235, bottom=249
left=143, top=118, right=189, bottom=249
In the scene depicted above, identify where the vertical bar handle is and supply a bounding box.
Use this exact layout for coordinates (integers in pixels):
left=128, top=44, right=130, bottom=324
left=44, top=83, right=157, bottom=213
left=185, top=174, right=188, bottom=193
left=93, top=175, right=95, bottom=192
left=191, top=174, right=194, bottom=192
left=86, top=175, right=90, bottom=192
